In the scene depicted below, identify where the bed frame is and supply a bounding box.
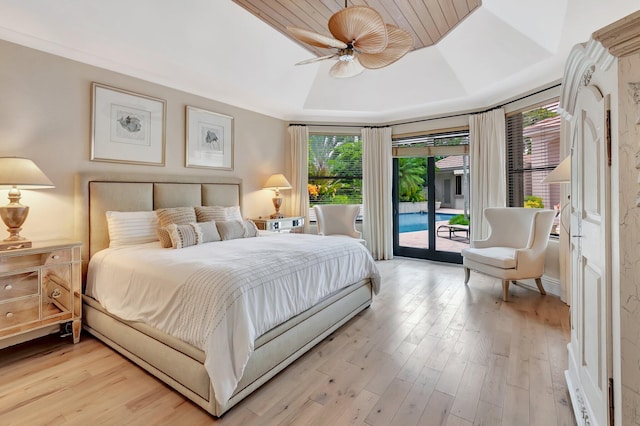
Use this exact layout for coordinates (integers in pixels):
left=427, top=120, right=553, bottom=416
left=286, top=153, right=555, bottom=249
left=75, top=173, right=374, bottom=417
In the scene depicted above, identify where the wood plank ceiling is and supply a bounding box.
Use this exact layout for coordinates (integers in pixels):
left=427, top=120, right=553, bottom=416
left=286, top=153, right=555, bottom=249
left=233, top=0, right=482, bottom=56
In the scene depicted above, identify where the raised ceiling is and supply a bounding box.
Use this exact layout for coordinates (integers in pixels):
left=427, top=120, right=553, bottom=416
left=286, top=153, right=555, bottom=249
left=0, top=0, right=637, bottom=123
left=233, top=0, right=481, bottom=56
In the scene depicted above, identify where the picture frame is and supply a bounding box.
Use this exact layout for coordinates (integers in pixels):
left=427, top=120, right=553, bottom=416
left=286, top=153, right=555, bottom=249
left=185, top=106, right=234, bottom=170
left=91, top=82, right=166, bottom=166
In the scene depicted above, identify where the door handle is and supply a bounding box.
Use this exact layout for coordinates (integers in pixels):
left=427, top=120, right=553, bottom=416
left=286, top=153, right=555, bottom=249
left=571, top=235, right=582, bottom=238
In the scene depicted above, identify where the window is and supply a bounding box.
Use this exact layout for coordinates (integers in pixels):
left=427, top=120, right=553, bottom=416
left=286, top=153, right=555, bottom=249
left=506, top=100, right=561, bottom=233
left=455, top=175, right=463, bottom=196
left=308, top=134, right=362, bottom=219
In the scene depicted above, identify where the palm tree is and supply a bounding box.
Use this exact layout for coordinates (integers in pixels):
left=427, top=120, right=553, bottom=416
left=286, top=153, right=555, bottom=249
left=398, top=158, right=426, bottom=202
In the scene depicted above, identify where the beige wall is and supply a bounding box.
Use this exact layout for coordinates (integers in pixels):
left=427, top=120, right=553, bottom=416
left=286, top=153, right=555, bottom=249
left=0, top=40, right=288, bottom=242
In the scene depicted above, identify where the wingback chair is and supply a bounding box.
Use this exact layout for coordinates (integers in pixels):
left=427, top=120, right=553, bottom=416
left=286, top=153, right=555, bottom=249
left=313, top=204, right=365, bottom=245
left=461, top=207, right=555, bottom=302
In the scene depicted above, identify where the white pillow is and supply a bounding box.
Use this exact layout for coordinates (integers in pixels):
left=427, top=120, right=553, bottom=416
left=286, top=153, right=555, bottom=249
left=106, top=211, right=159, bottom=247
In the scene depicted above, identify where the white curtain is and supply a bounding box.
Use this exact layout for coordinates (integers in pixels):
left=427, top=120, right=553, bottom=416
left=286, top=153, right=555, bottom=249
left=469, top=108, right=506, bottom=240
left=287, top=125, right=309, bottom=233
left=362, top=127, right=393, bottom=260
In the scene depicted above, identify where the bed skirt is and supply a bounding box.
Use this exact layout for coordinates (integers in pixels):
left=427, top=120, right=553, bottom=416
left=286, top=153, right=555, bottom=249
left=82, top=278, right=373, bottom=416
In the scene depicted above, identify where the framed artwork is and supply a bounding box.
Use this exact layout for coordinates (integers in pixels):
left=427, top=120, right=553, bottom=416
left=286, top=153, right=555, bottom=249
left=91, top=82, right=166, bottom=165
left=185, top=106, right=234, bottom=170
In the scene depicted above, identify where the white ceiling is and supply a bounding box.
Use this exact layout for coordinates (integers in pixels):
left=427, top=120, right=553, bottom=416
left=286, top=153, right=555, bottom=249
left=0, top=0, right=637, bottom=124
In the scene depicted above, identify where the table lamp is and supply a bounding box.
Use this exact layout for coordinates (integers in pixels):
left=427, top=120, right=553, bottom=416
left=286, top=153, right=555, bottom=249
left=0, top=157, right=54, bottom=250
left=542, top=155, right=571, bottom=184
left=263, top=173, right=292, bottom=219
left=542, top=155, right=571, bottom=234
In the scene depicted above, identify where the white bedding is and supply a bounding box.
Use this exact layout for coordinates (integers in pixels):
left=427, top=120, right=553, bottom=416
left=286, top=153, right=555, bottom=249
left=86, top=233, right=380, bottom=407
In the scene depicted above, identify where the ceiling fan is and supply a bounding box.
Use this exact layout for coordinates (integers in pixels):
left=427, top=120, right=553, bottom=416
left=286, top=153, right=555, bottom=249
left=287, top=2, right=414, bottom=78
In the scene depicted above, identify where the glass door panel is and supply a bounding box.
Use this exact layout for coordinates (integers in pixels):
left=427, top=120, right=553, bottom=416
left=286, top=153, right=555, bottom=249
left=394, top=154, right=470, bottom=263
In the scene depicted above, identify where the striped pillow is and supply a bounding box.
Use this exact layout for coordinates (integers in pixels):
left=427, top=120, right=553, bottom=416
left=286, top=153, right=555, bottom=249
left=106, top=211, right=159, bottom=247
left=156, top=207, right=197, bottom=227
left=166, top=223, right=201, bottom=249
left=195, top=206, right=242, bottom=222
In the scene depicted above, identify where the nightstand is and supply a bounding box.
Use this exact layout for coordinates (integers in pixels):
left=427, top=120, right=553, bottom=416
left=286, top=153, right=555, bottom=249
left=0, top=240, right=82, bottom=349
left=252, top=216, right=305, bottom=233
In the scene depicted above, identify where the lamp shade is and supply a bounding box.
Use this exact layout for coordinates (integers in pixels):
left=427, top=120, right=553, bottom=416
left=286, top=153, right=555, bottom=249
left=0, top=157, right=54, bottom=188
left=263, top=173, right=292, bottom=191
left=542, top=155, right=571, bottom=184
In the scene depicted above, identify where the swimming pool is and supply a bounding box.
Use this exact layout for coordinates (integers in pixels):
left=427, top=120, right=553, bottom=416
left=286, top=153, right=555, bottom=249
left=399, top=212, right=456, bottom=233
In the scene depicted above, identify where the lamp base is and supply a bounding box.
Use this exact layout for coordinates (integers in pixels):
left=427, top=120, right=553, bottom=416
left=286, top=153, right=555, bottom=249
left=0, top=238, right=31, bottom=250
left=270, top=197, right=284, bottom=220
left=0, top=192, right=32, bottom=250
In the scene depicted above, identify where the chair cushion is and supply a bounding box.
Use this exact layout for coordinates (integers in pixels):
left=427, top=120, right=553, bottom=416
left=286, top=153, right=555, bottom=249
left=461, top=246, right=517, bottom=269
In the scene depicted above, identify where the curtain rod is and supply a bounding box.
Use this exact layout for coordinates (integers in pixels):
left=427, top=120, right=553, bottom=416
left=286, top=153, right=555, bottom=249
left=288, top=83, right=561, bottom=129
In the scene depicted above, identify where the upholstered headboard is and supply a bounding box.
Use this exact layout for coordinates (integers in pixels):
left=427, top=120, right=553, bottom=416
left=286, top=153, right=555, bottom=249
left=75, top=173, right=242, bottom=270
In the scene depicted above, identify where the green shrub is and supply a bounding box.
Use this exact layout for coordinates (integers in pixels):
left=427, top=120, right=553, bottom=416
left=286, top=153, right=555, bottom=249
left=449, top=214, right=469, bottom=226
left=524, top=195, right=544, bottom=209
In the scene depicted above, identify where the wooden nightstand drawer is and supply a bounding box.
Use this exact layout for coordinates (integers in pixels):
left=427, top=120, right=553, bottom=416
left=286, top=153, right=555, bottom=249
left=42, top=249, right=72, bottom=265
left=0, top=271, right=39, bottom=302
left=43, top=267, right=72, bottom=313
left=0, top=296, right=39, bottom=330
left=0, top=254, right=43, bottom=273
left=0, top=248, right=73, bottom=274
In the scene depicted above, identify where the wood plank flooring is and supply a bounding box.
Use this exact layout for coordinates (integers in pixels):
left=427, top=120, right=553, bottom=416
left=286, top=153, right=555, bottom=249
left=0, top=258, right=576, bottom=425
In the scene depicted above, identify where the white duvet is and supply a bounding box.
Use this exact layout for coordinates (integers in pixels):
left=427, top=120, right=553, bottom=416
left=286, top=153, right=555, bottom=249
left=86, top=233, right=380, bottom=407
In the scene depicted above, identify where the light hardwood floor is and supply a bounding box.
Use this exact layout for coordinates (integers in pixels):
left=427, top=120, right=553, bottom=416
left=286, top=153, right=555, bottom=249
left=0, top=258, right=576, bottom=425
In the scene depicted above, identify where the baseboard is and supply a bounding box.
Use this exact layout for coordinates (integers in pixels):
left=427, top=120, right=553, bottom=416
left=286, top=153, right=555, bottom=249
left=516, top=275, right=561, bottom=297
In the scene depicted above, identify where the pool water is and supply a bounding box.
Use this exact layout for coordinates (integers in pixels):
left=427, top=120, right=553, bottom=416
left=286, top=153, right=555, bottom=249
left=399, top=212, right=456, bottom=233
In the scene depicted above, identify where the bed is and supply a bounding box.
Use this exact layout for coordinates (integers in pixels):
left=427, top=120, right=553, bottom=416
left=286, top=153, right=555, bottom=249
left=76, top=173, right=380, bottom=417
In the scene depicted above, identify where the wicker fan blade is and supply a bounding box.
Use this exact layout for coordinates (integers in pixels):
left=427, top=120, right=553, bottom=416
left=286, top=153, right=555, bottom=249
left=295, top=54, right=337, bottom=65
left=329, top=58, right=365, bottom=79
left=357, top=25, right=414, bottom=69
left=287, top=27, right=348, bottom=49
left=328, top=6, right=387, bottom=54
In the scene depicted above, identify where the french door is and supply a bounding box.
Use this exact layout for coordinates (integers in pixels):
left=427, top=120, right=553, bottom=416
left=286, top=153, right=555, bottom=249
left=392, top=155, right=468, bottom=263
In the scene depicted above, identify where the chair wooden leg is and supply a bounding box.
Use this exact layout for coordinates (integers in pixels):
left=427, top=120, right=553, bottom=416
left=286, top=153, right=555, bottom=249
left=535, top=277, right=547, bottom=295
left=464, top=267, right=470, bottom=285
left=502, top=280, right=510, bottom=302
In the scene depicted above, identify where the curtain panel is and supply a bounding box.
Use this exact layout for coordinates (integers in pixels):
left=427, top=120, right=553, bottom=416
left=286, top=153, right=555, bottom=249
left=469, top=108, right=506, bottom=240
left=362, top=127, right=393, bottom=260
left=287, top=125, right=309, bottom=233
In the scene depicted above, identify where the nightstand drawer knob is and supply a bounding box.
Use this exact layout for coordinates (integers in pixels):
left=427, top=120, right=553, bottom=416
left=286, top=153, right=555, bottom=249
left=52, top=255, right=60, bottom=260
left=51, top=288, right=62, bottom=299
left=5, top=312, right=13, bottom=318
left=4, top=284, right=12, bottom=290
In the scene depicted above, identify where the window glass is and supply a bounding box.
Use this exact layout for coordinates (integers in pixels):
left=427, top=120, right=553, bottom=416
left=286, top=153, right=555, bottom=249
left=506, top=100, right=561, bottom=234
left=308, top=134, right=362, bottom=220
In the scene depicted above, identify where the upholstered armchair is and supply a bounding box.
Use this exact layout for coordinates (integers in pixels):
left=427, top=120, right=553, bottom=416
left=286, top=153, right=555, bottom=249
left=313, top=204, right=365, bottom=245
left=461, top=207, right=556, bottom=301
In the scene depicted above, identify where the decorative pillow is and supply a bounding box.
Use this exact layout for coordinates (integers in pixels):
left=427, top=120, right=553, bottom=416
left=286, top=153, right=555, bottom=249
left=244, top=219, right=259, bottom=238
left=195, top=206, right=242, bottom=222
left=216, top=220, right=247, bottom=241
left=106, top=211, right=159, bottom=247
left=157, top=227, right=173, bottom=248
left=156, top=207, right=197, bottom=228
left=166, top=223, right=202, bottom=249
left=191, top=221, right=221, bottom=243
left=216, top=220, right=260, bottom=241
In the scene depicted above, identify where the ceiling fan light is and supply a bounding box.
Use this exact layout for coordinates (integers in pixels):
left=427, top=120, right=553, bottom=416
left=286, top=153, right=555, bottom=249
left=338, top=48, right=355, bottom=62
left=330, top=58, right=365, bottom=78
